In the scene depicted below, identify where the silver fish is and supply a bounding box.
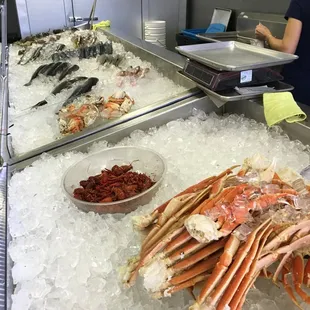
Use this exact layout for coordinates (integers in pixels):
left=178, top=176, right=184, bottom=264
left=18, top=45, right=44, bottom=65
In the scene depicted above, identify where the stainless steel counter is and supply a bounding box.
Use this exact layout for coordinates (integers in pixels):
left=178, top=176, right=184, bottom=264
left=100, top=28, right=187, bottom=70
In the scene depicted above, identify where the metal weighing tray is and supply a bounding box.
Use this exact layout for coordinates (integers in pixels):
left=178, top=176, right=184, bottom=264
left=197, top=81, right=294, bottom=102
left=175, top=42, right=298, bottom=71
left=177, top=70, right=293, bottom=103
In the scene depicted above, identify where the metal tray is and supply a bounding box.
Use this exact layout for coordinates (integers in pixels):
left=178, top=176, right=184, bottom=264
left=210, top=8, right=232, bottom=30
left=197, top=81, right=294, bottom=103
left=175, top=41, right=298, bottom=71
left=196, top=32, right=263, bottom=46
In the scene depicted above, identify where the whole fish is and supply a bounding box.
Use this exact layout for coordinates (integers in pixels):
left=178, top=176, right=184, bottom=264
left=58, top=64, right=79, bottom=81
left=31, top=76, right=88, bottom=109
left=51, top=42, right=113, bottom=62
left=97, top=54, right=122, bottom=67
left=39, top=62, right=55, bottom=75
left=31, top=46, right=44, bottom=62
left=62, top=77, right=99, bottom=107
left=24, top=64, right=47, bottom=86
left=56, top=44, right=66, bottom=52
left=49, top=62, right=70, bottom=77
left=42, top=62, right=63, bottom=76
left=18, top=45, right=43, bottom=65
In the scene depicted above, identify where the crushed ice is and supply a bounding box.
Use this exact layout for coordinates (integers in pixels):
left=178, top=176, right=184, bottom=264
left=8, top=111, right=310, bottom=309
left=8, top=31, right=186, bottom=155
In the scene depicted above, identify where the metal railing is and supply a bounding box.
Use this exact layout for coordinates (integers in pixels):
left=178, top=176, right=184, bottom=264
left=0, top=0, right=8, bottom=309
left=1, top=0, right=8, bottom=78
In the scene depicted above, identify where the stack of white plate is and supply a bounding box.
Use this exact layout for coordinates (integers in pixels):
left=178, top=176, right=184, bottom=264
left=144, top=20, right=166, bottom=48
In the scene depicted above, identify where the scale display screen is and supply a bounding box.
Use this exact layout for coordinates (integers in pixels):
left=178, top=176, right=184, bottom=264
left=183, top=59, right=283, bottom=92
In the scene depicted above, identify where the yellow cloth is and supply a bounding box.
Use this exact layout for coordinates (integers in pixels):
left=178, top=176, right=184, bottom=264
left=263, top=92, right=307, bottom=127
left=92, top=20, right=111, bottom=30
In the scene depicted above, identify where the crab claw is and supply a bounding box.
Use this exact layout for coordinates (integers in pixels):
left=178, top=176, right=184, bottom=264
left=119, top=255, right=140, bottom=287
left=132, top=211, right=159, bottom=231
left=185, top=214, right=220, bottom=244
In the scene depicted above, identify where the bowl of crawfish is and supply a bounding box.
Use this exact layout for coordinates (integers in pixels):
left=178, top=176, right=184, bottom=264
left=62, top=146, right=167, bottom=214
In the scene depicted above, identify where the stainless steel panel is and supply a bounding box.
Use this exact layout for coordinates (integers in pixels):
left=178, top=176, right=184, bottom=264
left=65, top=0, right=143, bottom=39
left=197, top=81, right=294, bottom=103
left=189, top=0, right=289, bottom=33
left=14, top=0, right=31, bottom=38
left=194, top=11, right=287, bottom=45
left=175, top=41, right=298, bottom=71
left=0, top=8, right=8, bottom=305
left=0, top=165, right=8, bottom=310
left=24, top=0, right=67, bottom=35
left=236, top=12, right=287, bottom=39
left=225, top=100, right=310, bottom=147
left=1, top=1, right=8, bottom=77
left=142, top=0, right=187, bottom=51
left=101, top=28, right=186, bottom=70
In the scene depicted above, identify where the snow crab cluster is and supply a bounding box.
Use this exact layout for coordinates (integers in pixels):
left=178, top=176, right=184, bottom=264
left=122, top=154, right=310, bottom=309
left=117, top=66, right=150, bottom=87
left=58, top=91, right=134, bottom=135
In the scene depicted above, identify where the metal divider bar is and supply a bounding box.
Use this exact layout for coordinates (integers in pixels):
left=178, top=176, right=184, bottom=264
left=1, top=0, right=8, bottom=78
left=0, top=1, right=8, bottom=309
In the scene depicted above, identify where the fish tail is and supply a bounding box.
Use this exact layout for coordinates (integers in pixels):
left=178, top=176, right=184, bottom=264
left=31, top=100, right=47, bottom=109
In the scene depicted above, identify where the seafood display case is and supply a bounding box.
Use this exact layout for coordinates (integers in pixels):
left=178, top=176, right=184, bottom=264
left=5, top=93, right=310, bottom=310
left=5, top=26, right=200, bottom=165
left=3, top=3, right=310, bottom=310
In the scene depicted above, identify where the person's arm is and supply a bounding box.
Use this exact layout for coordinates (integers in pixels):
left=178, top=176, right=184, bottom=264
left=267, top=19, right=302, bottom=54
left=256, top=19, right=302, bottom=54
left=255, top=0, right=303, bottom=54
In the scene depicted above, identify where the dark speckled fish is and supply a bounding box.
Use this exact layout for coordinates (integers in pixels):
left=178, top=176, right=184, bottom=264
left=31, top=76, right=88, bottom=109
left=42, top=62, right=63, bottom=76
left=24, top=64, right=47, bottom=86
left=62, top=77, right=99, bottom=107
left=49, top=62, right=70, bottom=77
left=58, top=64, right=79, bottom=81
left=24, top=61, right=72, bottom=87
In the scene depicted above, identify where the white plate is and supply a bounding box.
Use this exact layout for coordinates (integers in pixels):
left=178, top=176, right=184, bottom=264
left=144, top=20, right=165, bottom=26
left=144, top=27, right=166, bottom=34
left=145, top=30, right=165, bottom=34
left=144, top=21, right=166, bottom=29
left=145, top=33, right=166, bottom=37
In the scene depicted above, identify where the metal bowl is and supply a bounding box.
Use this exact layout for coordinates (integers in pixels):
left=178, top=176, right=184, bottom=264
left=62, top=146, right=167, bottom=214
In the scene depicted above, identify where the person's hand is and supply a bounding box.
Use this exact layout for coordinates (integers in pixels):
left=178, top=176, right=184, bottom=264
left=255, top=23, right=272, bottom=41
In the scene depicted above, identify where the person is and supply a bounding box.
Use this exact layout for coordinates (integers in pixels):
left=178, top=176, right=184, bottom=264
left=255, top=0, right=310, bottom=105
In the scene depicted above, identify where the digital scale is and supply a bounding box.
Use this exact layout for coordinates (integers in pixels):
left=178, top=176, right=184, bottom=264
left=183, top=59, right=284, bottom=92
